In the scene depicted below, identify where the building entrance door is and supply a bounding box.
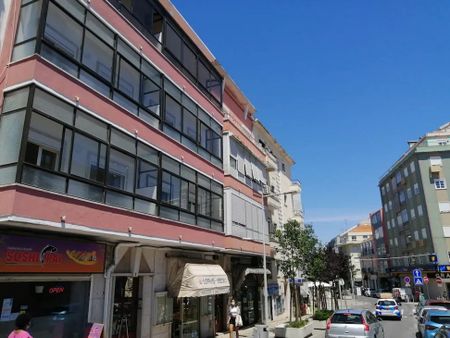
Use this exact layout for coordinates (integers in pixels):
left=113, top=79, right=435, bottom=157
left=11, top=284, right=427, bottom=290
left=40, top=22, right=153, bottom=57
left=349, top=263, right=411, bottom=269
left=112, top=277, right=139, bottom=338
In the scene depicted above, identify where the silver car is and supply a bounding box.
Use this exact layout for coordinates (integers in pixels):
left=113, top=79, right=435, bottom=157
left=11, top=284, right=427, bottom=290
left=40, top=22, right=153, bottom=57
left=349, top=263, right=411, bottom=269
left=325, top=309, right=384, bottom=338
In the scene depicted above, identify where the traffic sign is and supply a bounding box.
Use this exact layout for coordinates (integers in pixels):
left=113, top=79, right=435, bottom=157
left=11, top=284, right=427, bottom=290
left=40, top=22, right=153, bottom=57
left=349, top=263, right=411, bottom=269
left=413, top=269, right=422, bottom=278
left=437, top=276, right=443, bottom=287
left=404, top=276, right=411, bottom=284
left=414, top=277, right=424, bottom=286
left=424, top=276, right=429, bottom=284
left=438, top=265, right=450, bottom=272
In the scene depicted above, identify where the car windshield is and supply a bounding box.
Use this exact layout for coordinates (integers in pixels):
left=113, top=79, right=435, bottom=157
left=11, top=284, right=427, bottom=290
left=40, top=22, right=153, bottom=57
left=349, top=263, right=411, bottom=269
left=431, top=316, right=450, bottom=324
left=379, top=301, right=395, bottom=306
left=331, top=313, right=362, bottom=324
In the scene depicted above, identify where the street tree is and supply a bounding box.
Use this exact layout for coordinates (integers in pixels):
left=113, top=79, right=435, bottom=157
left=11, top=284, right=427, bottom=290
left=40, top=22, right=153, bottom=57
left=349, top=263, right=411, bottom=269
left=275, top=221, right=318, bottom=321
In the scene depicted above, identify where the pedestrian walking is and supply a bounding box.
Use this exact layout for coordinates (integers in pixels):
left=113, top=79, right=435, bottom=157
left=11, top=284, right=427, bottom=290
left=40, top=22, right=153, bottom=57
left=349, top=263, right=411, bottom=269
left=227, top=299, right=242, bottom=338
left=8, top=313, right=33, bottom=338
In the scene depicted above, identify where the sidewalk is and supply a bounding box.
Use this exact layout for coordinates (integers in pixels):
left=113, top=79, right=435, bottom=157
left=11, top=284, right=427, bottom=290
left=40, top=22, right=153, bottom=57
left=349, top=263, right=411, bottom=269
left=216, top=296, right=391, bottom=338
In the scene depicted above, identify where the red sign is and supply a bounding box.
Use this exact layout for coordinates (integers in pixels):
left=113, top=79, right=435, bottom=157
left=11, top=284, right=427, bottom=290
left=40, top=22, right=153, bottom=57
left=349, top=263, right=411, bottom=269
left=424, top=276, right=429, bottom=284
left=0, top=234, right=105, bottom=273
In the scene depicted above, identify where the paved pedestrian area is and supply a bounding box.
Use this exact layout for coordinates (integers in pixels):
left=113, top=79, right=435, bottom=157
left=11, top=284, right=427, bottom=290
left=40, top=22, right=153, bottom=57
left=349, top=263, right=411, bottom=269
left=217, top=296, right=419, bottom=338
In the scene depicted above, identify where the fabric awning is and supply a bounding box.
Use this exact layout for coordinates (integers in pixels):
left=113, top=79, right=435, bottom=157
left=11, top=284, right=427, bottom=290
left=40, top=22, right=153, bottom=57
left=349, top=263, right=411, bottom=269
left=168, top=263, right=230, bottom=298
left=244, top=268, right=271, bottom=276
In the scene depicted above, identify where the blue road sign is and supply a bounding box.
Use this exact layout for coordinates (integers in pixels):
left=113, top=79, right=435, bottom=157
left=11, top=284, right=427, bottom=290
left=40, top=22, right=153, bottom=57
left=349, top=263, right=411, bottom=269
left=414, top=277, right=424, bottom=286
left=413, top=269, right=422, bottom=278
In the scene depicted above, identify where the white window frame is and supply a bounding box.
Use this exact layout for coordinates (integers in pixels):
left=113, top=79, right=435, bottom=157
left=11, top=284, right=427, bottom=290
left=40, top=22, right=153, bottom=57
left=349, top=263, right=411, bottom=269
left=434, top=179, right=447, bottom=190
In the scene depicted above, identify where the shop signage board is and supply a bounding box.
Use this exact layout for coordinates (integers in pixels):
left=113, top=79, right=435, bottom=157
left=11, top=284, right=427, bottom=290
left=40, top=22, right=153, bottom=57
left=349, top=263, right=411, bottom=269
left=0, top=234, right=105, bottom=273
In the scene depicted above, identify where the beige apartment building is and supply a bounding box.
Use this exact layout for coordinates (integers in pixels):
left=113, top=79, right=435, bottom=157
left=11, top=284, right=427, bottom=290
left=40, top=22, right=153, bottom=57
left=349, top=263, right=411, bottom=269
left=253, top=120, right=304, bottom=320
left=329, top=222, right=373, bottom=286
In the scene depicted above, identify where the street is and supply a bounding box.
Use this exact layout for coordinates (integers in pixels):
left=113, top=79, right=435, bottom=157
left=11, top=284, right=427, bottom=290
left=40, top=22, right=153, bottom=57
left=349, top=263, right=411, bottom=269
left=312, top=296, right=418, bottom=338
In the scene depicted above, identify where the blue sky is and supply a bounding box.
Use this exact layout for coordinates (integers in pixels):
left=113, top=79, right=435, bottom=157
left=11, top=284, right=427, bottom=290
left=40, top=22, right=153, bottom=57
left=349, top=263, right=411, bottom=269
left=172, top=0, right=450, bottom=243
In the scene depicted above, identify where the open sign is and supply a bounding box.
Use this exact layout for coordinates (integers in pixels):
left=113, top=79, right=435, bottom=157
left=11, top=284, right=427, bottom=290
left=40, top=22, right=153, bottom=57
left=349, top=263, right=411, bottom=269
left=49, top=287, right=65, bottom=294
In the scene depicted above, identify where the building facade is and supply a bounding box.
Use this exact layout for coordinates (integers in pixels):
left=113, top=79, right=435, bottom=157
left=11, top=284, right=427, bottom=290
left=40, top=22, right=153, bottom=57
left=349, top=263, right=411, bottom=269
left=329, top=222, right=373, bottom=286
left=0, top=0, right=297, bottom=337
left=379, top=123, right=450, bottom=299
left=252, top=119, right=303, bottom=320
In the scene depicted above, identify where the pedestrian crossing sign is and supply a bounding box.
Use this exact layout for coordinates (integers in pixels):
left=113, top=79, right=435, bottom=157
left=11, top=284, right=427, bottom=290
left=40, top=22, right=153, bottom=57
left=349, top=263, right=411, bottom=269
left=414, top=276, right=424, bottom=286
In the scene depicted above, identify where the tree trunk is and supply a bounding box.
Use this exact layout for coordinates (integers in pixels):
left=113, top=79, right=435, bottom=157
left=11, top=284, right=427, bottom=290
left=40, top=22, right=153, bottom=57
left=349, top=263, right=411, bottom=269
left=289, top=283, right=293, bottom=323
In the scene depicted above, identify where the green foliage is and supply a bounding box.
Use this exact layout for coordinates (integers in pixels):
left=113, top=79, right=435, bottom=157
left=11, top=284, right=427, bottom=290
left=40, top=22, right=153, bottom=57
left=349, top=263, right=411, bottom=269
left=313, top=309, right=334, bottom=321
left=275, top=222, right=319, bottom=279
left=288, top=319, right=309, bottom=328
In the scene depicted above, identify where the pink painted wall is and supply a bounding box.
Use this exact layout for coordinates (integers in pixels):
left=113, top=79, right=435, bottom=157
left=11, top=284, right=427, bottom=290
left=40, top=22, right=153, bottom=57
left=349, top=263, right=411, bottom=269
left=0, top=186, right=267, bottom=255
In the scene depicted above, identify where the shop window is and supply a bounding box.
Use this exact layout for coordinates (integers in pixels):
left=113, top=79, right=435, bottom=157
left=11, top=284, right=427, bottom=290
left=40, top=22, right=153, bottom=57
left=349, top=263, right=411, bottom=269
left=0, top=281, right=90, bottom=338
left=154, top=292, right=173, bottom=325
left=82, top=31, right=113, bottom=81
left=44, top=3, right=83, bottom=60
left=136, top=159, right=158, bottom=200
left=107, top=149, right=135, bottom=193
left=70, top=133, right=106, bottom=183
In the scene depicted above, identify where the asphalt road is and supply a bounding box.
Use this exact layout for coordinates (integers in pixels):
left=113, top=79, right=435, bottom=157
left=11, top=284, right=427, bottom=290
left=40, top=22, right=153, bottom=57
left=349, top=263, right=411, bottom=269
left=312, top=296, right=418, bottom=338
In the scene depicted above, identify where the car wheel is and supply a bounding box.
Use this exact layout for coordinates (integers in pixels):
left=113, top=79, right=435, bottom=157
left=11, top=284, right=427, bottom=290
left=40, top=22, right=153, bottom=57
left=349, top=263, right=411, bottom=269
left=416, top=332, right=422, bottom=338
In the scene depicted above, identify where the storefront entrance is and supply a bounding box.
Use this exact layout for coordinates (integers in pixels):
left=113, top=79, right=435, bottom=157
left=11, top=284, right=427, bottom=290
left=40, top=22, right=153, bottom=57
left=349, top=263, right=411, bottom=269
left=172, top=297, right=200, bottom=338
left=0, top=281, right=90, bottom=338
left=112, top=277, right=139, bottom=338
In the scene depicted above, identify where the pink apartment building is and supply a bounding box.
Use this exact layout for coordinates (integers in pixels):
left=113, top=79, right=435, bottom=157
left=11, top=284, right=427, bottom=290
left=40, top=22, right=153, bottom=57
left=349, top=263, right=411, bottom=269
left=0, top=0, right=273, bottom=337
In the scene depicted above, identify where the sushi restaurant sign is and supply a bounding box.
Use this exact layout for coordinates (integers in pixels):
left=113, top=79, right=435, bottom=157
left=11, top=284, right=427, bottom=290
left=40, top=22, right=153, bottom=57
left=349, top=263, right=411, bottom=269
left=0, top=234, right=105, bottom=273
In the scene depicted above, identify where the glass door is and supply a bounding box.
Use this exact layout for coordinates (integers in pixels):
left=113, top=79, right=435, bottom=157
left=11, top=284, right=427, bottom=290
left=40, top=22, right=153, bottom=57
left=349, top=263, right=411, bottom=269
left=112, top=277, right=139, bottom=338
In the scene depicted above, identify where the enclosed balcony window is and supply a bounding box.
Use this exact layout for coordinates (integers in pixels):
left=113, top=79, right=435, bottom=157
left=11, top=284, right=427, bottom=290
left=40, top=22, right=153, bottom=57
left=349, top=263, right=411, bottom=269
left=70, top=133, right=106, bottom=184
left=44, top=3, right=83, bottom=60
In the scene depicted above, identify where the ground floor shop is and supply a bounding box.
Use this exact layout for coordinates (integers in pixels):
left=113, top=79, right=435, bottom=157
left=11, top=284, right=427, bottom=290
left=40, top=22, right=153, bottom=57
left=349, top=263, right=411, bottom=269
left=0, top=232, right=106, bottom=338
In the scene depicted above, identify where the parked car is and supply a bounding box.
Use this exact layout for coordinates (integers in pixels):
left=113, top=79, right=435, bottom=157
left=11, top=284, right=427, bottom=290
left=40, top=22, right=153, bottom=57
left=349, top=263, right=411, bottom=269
left=325, top=309, right=384, bottom=338
left=435, top=325, right=450, bottom=338
left=416, top=306, right=447, bottom=337
left=421, top=310, right=450, bottom=338
left=392, top=287, right=412, bottom=302
left=374, top=288, right=391, bottom=299
left=416, top=300, right=450, bottom=317
left=375, top=299, right=402, bottom=320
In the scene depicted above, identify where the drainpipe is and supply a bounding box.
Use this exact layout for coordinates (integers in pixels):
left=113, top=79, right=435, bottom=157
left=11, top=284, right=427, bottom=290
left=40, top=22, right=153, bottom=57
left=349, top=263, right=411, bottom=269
left=103, top=242, right=140, bottom=338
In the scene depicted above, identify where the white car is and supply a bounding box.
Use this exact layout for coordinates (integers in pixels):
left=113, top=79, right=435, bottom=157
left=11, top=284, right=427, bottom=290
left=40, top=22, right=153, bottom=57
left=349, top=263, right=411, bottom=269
left=375, top=299, right=402, bottom=319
